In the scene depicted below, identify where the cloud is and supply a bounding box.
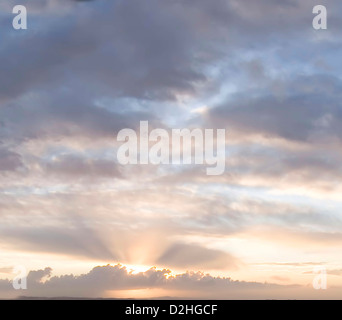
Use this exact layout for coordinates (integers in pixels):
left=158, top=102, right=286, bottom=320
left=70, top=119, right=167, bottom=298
left=0, top=0, right=212, bottom=102
left=44, top=153, right=121, bottom=180
left=207, top=74, right=342, bottom=143
left=303, top=269, right=342, bottom=277
left=0, top=148, right=23, bottom=172
left=0, top=224, right=117, bottom=261
left=1, top=0, right=342, bottom=298
left=157, top=243, right=239, bottom=269
left=0, top=267, right=13, bottom=274
left=0, top=92, right=157, bottom=143
left=0, top=264, right=341, bottom=299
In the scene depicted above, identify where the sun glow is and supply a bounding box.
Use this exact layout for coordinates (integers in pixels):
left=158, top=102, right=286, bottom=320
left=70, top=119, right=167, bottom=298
left=124, top=264, right=152, bottom=274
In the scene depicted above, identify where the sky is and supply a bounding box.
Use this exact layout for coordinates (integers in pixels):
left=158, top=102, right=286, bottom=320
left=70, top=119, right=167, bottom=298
left=0, top=0, right=342, bottom=299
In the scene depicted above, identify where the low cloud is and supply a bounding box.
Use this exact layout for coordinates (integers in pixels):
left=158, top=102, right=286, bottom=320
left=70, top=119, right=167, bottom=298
left=0, top=264, right=340, bottom=299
